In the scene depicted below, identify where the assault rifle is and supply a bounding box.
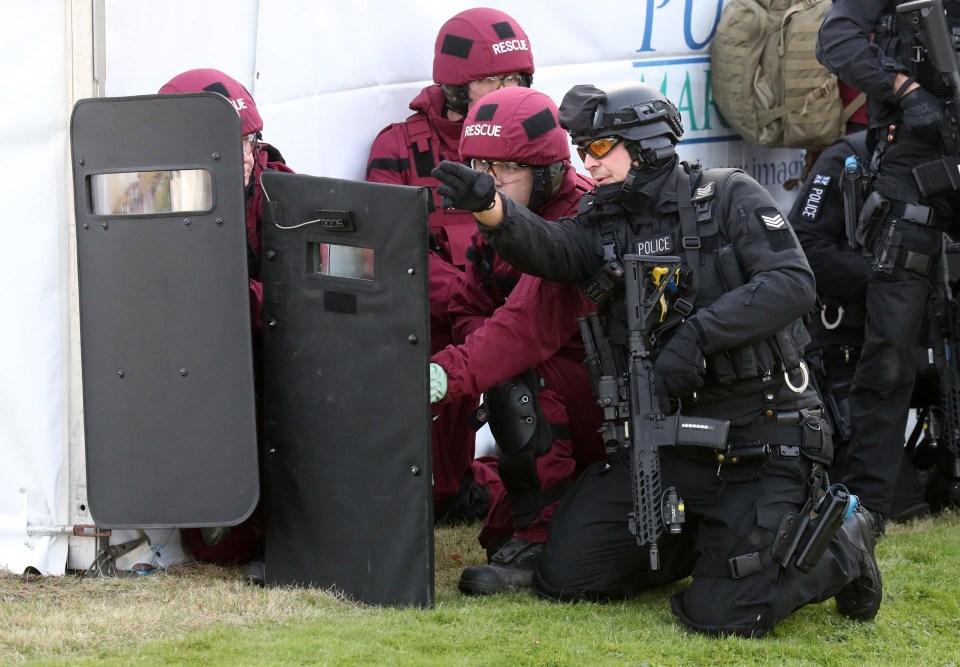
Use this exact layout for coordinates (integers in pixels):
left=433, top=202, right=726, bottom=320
left=897, top=0, right=960, bottom=194
left=579, top=255, right=730, bottom=570
left=920, top=238, right=960, bottom=501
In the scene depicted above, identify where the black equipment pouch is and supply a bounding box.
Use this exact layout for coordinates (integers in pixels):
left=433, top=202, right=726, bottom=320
left=855, top=191, right=889, bottom=250
left=913, top=156, right=960, bottom=197
left=582, top=259, right=625, bottom=305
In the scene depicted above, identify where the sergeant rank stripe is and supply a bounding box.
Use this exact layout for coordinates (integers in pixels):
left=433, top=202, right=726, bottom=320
left=755, top=207, right=796, bottom=251
left=761, top=212, right=786, bottom=229
left=693, top=182, right=714, bottom=200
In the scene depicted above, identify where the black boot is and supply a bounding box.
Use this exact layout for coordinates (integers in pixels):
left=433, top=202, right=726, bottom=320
left=834, top=509, right=882, bottom=621
left=245, top=560, right=265, bottom=586
left=435, top=478, right=491, bottom=526
left=458, top=537, right=543, bottom=596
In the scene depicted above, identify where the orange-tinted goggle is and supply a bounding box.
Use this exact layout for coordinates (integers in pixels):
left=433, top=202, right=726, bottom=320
left=576, top=136, right=623, bottom=161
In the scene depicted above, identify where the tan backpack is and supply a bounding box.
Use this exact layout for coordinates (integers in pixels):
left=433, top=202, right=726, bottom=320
left=710, top=0, right=865, bottom=149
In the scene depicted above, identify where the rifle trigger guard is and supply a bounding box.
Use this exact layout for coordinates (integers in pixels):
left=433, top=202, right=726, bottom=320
left=784, top=360, right=810, bottom=394
left=820, top=304, right=844, bottom=330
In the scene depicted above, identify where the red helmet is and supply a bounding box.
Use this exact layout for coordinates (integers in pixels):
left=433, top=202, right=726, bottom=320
left=459, top=87, right=569, bottom=166
left=158, top=69, right=263, bottom=136
left=433, top=8, right=535, bottom=86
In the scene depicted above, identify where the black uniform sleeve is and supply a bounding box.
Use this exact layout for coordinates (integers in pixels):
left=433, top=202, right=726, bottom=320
left=478, top=195, right=600, bottom=283
left=690, top=173, right=816, bottom=355
left=816, top=0, right=905, bottom=104
left=789, top=141, right=871, bottom=304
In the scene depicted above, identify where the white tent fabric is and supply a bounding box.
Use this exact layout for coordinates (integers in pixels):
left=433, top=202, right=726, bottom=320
left=0, top=0, right=71, bottom=574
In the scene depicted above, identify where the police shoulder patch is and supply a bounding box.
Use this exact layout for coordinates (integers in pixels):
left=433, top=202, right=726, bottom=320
left=797, top=173, right=831, bottom=222
left=755, top=206, right=795, bottom=252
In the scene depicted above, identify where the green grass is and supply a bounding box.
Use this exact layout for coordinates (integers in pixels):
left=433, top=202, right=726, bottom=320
left=2, top=511, right=959, bottom=666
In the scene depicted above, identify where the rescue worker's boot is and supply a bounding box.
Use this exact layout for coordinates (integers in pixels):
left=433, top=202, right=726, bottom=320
left=458, top=536, right=543, bottom=595
left=435, top=478, right=490, bottom=526
left=834, top=508, right=882, bottom=621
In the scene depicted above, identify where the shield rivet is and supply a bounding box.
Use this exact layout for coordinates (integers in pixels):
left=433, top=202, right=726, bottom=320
left=408, top=334, right=419, bottom=344
left=216, top=218, right=224, bottom=225
left=183, top=219, right=191, bottom=227
left=101, top=222, right=108, bottom=230
left=212, top=152, right=221, bottom=161
left=117, top=371, right=124, bottom=379
left=266, top=250, right=276, bottom=260
left=407, top=268, right=416, bottom=275
left=268, top=319, right=278, bottom=329
left=179, top=368, right=188, bottom=377
left=410, top=465, right=421, bottom=476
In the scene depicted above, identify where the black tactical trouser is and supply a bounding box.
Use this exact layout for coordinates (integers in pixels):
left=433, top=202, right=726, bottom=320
left=533, top=426, right=862, bottom=638
left=842, top=129, right=960, bottom=516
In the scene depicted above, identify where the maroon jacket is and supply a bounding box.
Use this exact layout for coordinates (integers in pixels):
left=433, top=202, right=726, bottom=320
left=366, top=85, right=477, bottom=268
left=248, top=145, right=294, bottom=335
left=450, top=166, right=594, bottom=343
left=435, top=166, right=596, bottom=399
left=435, top=275, right=597, bottom=401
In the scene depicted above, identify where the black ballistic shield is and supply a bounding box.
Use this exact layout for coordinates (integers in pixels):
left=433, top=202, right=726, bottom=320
left=259, top=172, right=433, bottom=606
left=71, top=94, right=258, bottom=528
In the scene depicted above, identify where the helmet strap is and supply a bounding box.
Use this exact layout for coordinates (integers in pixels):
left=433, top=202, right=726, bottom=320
left=441, top=84, right=471, bottom=116
left=529, top=166, right=547, bottom=211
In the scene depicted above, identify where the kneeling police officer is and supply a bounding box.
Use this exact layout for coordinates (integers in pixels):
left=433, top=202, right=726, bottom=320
left=432, top=82, right=882, bottom=638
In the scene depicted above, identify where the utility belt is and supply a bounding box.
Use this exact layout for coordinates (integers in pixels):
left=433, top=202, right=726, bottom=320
left=856, top=193, right=939, bottom=276
left=667, top=409, right=831, bottom=470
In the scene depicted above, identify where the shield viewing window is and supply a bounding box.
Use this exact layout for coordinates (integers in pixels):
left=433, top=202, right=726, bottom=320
left=89, top=168, right=213, bottom=215
left=307, top=241, right=374, bottom=281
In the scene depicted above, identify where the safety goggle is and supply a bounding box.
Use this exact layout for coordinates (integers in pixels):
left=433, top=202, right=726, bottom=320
left=242, top=133, right=259, bottom=156
left=470, top=158, right=531, bottom=184
left=576, top=136, right=623, bottom=161
left=470, top=73, right=525, bottom=91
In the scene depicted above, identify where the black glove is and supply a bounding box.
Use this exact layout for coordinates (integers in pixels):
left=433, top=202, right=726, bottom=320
left=898, top=85, right=955, bottom=149
left=431, top=160, right=497, bottom=212
left=653, top=323, right=705, bottom=413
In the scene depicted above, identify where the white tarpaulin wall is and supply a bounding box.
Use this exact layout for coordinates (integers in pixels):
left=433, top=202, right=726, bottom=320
left=1, top=0, right=803, bottom=574
left=0, top=1, right=71, bottom=575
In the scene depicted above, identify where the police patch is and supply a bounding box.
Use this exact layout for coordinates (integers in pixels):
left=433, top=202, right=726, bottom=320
left=798, top=175, right=829, bottom=222
left=755, top=207, right=796, bottom=252
left=635, top=234, right=673, bottom=255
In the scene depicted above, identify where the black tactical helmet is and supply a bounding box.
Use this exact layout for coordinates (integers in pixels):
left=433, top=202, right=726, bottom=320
left=559, top=82, right=683, bottom=145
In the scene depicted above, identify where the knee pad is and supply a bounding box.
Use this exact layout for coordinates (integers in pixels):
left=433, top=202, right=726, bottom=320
left=485, top=372, right=553, bottom=528
left=485, top=371, right=552, bottom=457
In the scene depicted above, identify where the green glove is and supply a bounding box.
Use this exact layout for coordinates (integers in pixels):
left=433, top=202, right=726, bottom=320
left=430, top=363, right=448, bottom=403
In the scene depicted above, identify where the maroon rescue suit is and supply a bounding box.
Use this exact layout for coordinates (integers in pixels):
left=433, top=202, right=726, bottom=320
left=437, top=170, right=604, bottom=548
left=366, top=8, right=537, bottom=522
